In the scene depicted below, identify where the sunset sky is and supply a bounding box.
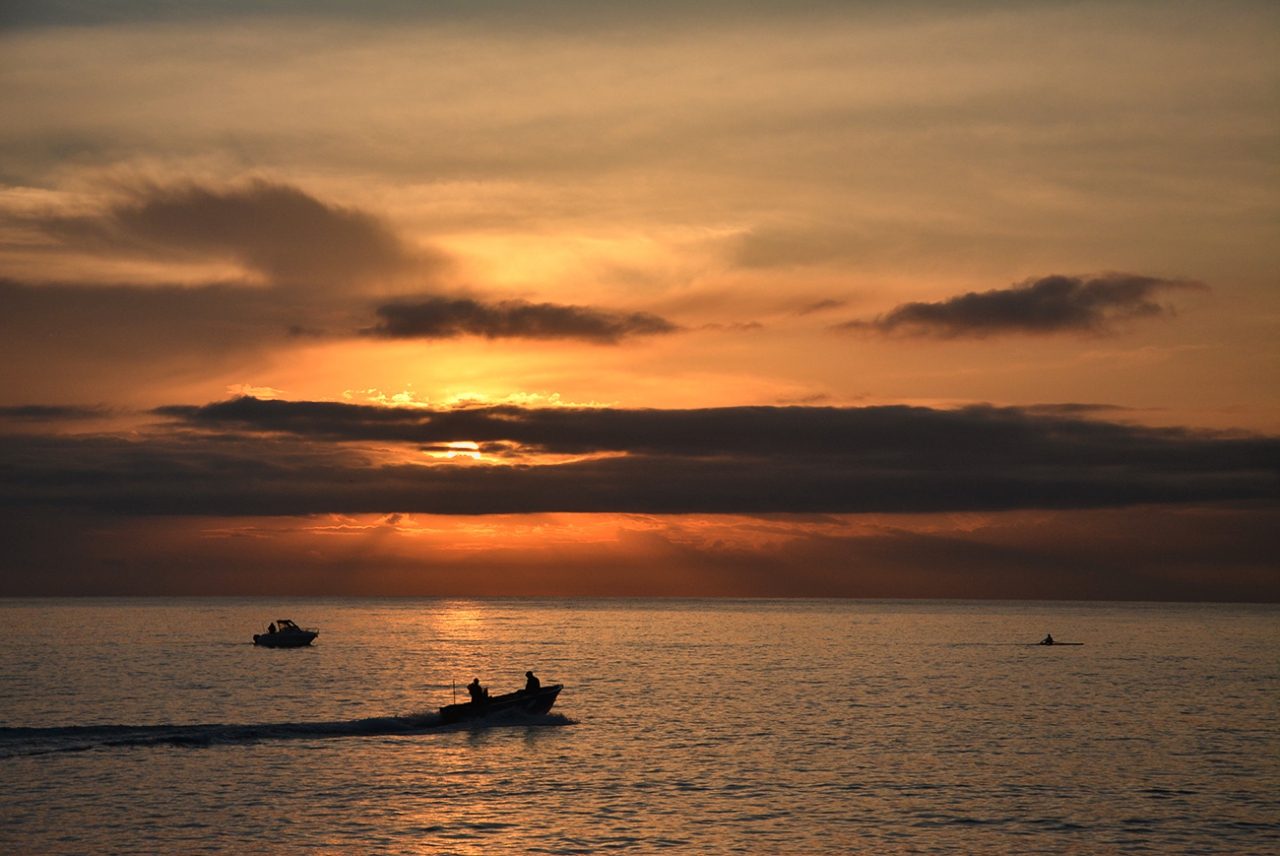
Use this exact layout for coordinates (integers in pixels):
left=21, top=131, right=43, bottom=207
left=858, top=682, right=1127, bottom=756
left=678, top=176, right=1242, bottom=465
left=1, top=0, right=1276, bottom=598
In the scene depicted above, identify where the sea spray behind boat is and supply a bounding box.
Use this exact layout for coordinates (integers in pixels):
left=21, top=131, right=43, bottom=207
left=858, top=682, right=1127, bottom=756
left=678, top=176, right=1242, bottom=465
left=0, top=710, right=573, bottom=758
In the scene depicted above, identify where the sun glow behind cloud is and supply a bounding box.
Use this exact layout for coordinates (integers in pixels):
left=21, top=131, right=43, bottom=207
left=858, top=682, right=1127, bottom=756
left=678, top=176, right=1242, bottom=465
left=433, top=441, right=481, bottom=461
left=343, top=387, right=617, bottom=411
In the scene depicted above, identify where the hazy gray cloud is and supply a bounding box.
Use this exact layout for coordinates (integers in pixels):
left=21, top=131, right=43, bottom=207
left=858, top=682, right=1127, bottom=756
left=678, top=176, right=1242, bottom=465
left=37, top=180, right=424, bottom=288
left=0, top=1, right=867, bottom=32
left=0, top=398, right=1270, bottom=516
left=731, top=227, right=873, bottom=270
left=3, top=503, right=1277, bottom=600
left=367, top=297, right=679, bottom=343
left=0, top=278, right=359, bottom=400
left=9, top=178, right=676, bottom=352
left=0, top=276, right=678, bottom=404
left=837, top=274, right=1207, bottom=338
left=796, top=299, right=847, bottom=316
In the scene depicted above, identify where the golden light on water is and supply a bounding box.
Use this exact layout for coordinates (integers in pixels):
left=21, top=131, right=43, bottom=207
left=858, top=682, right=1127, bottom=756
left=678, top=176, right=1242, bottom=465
left=432, top=601, right=488, bottom=642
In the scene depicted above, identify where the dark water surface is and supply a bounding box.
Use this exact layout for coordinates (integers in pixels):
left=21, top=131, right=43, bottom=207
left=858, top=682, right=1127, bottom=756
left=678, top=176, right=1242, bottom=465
left=1, top=598, right=1277, bottom=854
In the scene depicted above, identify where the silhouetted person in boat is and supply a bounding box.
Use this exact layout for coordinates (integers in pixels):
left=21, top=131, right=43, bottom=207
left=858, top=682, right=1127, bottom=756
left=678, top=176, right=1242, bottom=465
left=1041, top=634, right=1054, bottom=645
left=268, top=622, right=276, bottom=634
left=467, top=678, right=489, bottom=704
left=524, top=671, right=541, bottom=693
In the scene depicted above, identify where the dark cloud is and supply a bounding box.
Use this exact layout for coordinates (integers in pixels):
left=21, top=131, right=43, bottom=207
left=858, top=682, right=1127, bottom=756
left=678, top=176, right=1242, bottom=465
left=367, top=297, right=679, bottom=343
left=37, top=180, right=423, bottom=288
left=836, top=274, right=1207, bottom=338
left=154, top=397, right=1271, bottom=467
left=0, top=398, right=1270, bottom=516
left=0, top=404, right=106, bottom=421
left=1020, top=403, right=1133, bottom=416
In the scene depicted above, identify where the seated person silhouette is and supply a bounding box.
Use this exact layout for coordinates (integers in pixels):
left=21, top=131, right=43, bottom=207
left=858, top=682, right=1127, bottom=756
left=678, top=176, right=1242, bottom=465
left=1041, top=634, right=1054, bottom=645
left=467, top=678, right=489, bottom=703
left=524, top=671, right=541, bottom=693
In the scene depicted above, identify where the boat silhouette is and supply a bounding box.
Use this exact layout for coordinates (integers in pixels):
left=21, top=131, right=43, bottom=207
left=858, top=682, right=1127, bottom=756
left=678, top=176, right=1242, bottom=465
left=439, top=684, right=562, bottom=724
left=253, top=619, right=319, bottom=648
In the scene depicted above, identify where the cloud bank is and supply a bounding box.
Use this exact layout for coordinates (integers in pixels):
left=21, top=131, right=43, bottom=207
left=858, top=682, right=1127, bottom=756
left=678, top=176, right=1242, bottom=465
left=0, top=404, right=106, bottom=422
left=367, top=297, right=679, bottom=343
left=838, top=274, right=1206, bottom=338
left=0, top=398, right=1271, bottom=516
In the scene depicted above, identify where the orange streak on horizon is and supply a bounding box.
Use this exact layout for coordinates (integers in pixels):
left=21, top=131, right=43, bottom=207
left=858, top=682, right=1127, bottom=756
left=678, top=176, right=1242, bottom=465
left=23, top=506, right=1277, bottom=599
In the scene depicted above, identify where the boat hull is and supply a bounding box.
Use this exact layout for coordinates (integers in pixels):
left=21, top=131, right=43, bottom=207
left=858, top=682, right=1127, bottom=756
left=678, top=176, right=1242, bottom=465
left=439, top=684, right=562, bottom=724
left=253, top=630, right=318, bottom=647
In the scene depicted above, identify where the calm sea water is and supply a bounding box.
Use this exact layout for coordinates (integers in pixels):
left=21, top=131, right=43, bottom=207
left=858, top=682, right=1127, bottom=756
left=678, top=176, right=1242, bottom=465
left=1, top=598, right=1277, bottom=855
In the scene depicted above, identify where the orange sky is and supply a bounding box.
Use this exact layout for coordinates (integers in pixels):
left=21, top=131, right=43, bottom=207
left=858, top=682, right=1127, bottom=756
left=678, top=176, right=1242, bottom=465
left=0, top=1, right=1276, bottom=598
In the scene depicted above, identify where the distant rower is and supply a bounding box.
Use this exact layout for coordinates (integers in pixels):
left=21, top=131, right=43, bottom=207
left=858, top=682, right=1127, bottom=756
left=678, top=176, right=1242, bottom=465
left=1040, top=634, right=1054, bottom=645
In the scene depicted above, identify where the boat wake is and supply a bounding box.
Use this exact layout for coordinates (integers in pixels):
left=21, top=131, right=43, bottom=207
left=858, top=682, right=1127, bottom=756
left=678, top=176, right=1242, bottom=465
left=0, top=710, right=573, bottom=758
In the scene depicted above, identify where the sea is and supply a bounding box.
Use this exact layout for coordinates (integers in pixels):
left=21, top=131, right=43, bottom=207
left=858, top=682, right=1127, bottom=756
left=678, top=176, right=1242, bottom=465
left=1, top=598, right=1277, bottom=855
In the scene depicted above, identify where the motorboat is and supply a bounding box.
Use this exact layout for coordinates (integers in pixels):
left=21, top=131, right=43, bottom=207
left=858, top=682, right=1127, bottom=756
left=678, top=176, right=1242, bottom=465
left=439, top=683, right=562, bottom=724
left=253, top=618, right=319, bottom=647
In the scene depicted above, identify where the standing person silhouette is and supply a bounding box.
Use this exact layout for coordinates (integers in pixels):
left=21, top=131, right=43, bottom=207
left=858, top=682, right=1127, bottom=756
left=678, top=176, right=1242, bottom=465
left=467, top=678, right=488, bottom=703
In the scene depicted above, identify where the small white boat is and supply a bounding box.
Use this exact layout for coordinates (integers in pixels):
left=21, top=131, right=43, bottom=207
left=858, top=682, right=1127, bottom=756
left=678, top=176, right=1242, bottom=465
left=253, top=619, right=318, bottom=648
